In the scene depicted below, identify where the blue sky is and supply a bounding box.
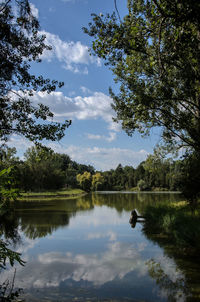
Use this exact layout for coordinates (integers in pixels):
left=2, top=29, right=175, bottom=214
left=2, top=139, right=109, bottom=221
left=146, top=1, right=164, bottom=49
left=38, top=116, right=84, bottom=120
left=8, top=0, right=162, bottom=170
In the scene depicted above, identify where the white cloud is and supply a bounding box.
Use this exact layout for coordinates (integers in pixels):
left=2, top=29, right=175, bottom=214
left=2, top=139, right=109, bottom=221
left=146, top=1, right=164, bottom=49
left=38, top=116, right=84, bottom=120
left=86, top=133, right=102, bottom=140
left=30, top=3, right=39, bottom=18
left=48, top=143, right=149, bottom=170
left=86, top=132, right=117, bottom=142
left=80, top=86, right=92, bottom=94
left=106, top=132, right=117, bottom=142
left=30, top=90, right=120, bottom=132
left=40, top=31, right=101, bottom=73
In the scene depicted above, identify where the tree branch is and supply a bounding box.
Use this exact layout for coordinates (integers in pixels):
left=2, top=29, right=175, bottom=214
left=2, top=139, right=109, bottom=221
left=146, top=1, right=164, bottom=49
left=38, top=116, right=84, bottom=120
left=114, top=0, right=122, bottom=24
left=0, top=0, right=12, bottom=12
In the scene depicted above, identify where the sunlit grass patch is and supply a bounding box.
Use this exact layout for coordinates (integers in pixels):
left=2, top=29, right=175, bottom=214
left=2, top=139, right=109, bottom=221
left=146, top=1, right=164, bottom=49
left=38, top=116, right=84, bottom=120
left=18, top=189, right=85, bottom=201
left=171, top=200, right=188, bottom=208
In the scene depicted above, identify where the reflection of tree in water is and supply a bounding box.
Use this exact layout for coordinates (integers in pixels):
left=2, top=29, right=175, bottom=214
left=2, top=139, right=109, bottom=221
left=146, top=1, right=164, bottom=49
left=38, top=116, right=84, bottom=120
left=0, top=212, right=21, bottom=245
left=143, top=225, right=200, bottom=301
left=0, top=213, right=24, bottom=301
left=147, top=259, right=189, bottom=302
left=91, top=192, right=182, bottom=214
left=13, top=197, right=94, bottom=239
left=20, top=211, right=71, bottom=239
left=0, top=193, right=183, bottom=242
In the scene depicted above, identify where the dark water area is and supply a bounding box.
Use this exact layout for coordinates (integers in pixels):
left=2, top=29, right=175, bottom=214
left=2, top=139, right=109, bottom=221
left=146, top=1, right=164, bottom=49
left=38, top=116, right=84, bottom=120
left=1, top=192, right=199, bottom=301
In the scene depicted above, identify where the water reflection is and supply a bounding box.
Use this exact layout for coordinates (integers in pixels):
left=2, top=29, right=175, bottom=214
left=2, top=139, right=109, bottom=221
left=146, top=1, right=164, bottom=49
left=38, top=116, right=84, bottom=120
left=147, top=259, right=188, bottom=302
left=144, top=224, right=200, bottom=302
left=1, top=192, right=198, bottom=301
left=1, top=237, right=162, bottom=301
left=11, top=192, right=183, bottom=240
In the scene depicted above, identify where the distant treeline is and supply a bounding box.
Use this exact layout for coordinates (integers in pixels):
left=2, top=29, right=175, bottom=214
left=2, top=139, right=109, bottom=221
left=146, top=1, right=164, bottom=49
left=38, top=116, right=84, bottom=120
left=0, top=146, right=184, bottom=192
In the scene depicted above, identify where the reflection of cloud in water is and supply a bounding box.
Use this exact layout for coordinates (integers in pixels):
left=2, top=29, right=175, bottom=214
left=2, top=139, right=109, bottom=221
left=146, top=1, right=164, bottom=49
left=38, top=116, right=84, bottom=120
left=157, top=255, right=185, bottom=283
left=87, top=230, right=117, bottom=241
left=148, top=256, right=186, bottom=302
left=16, top=233, right=39, bottom=256
left=37, top=241, right=147, bottom=286
left=0, top=238, right=185, bottom=302
left=69, top=206, right=129, bottom=228
left=1, top=241, right=148, bottom=290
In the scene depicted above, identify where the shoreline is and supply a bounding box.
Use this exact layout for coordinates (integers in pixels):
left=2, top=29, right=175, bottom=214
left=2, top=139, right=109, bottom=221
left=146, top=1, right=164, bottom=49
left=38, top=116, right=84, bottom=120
left=18, top=189, right=86, bottom=201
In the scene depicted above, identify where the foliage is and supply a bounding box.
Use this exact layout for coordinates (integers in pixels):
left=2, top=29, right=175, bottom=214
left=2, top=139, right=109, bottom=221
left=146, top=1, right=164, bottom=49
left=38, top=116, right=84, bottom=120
left=147, top=259, right=188, bottom=301
left=174, top=152, right=200, bottom=206
left=92, top=172, right=105, bottom=191
left=84, top=0, right=200, bottom=152
left=137, top=179, right=148, bottom=191
left=0, top=145, right=188, bottom=193
left=143, top=202, right=200, bottom=254
left=0, top=240, right=25, bottom=270
left=143, top=147, right=177, bottom=190
left=76, top=172, right=92, bottom=192
left=0, top=277, right=23, bottom=302
left=0, top=1, right=71, bottom=298
left=0, top=0, right=71, bottom=145
left=22, top=146, right=66, bottom=191
left=0, top=167, right=19, bottom=213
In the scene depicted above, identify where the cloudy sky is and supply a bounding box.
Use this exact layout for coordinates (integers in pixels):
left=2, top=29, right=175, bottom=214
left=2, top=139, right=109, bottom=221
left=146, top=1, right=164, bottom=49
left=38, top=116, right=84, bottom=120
left=9, top=0, right=162, bottom=170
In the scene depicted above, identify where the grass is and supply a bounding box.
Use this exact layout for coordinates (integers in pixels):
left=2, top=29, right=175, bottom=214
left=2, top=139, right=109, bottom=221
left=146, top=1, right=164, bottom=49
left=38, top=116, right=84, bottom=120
left=18, top=188, right=85, bottom=200
left=143, top=201, right=200, bottom=254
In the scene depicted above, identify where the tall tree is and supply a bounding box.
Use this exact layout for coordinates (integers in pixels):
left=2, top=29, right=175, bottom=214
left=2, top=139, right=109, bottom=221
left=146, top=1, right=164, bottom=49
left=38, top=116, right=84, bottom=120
left=23, top=146, right=66, bottom=191
left=0, top=0, right=71, bottom=145
left=76, top=172, right=92, bottom=192
left=84, top=0, right=200, bottom=152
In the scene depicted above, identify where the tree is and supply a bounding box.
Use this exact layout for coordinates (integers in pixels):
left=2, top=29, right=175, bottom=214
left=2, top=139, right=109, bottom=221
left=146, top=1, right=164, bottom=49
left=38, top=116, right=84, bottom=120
left=0, top=167, right=19, bottom=212
left=175, top=152, right=200, bottom=206
left=84, top=0, right=200, bottom=153
left=137, top=179, right=148, bottom=191
left=92, top=172, right=105, bottom=191
left=0, top=0, right=71, bottom=286
left=0, top=0, right=71, bottom=145
left=0, top=146, right=19, bottom=169
left=23, top=146, right=66, bottom=191
left=143, top=147, right=171, bottom=189
left=76, top=172, right=92, bottom=192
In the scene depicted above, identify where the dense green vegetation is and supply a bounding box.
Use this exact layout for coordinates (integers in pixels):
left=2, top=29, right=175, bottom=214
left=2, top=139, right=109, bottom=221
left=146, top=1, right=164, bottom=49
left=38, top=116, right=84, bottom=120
left=0, top=146, right=94, bottom=193
left=0, top=145, right=188, bottom=195
left=84, top=0, right=200, bottom=205
left=143, top=201, right=200, bottom=255
left=84, top=0, right=200, bottom=154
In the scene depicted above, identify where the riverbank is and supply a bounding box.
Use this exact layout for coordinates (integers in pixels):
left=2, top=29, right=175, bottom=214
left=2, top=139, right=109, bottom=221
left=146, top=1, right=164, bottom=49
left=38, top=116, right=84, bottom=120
left=143, top=201, right=200, bottom=255
left=18, top=189, right=86, bottom=201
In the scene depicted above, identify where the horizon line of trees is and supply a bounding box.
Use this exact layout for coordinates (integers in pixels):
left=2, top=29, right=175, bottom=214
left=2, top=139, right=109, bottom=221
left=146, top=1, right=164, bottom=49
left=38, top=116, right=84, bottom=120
left=0, top=145, right=189, bottom=194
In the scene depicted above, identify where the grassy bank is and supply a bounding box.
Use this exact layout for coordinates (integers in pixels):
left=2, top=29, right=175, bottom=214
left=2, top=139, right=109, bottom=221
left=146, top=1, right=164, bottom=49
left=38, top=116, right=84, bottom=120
left=143, top=201, right=200, bottom=255
left=19, top=189, right=86, bottom=201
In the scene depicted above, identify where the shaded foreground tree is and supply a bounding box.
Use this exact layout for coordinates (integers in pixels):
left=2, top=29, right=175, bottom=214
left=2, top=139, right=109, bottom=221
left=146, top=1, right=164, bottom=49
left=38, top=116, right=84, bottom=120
left=0, top=1, right=70, bottom=296
left=84, top=0, right=200, bottom=152
left=0, top=0, right=71, bottom=145
left=175, top=152, right=200, bottom=206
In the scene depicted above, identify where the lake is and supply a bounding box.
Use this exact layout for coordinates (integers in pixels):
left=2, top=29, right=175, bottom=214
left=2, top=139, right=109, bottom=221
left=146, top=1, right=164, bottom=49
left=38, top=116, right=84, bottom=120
left=1, top=192, right=199, bottom=301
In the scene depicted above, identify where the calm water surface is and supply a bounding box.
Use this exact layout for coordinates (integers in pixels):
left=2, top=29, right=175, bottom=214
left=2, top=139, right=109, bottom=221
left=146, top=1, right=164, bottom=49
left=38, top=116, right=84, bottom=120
left=1, top=192, right=199, bottom=301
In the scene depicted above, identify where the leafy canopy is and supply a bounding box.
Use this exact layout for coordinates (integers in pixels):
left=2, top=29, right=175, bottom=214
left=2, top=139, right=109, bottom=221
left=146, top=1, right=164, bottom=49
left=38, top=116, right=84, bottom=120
left=84, top=0, right=200, bottom=152
left=0, top=0, right=71, bottom=144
